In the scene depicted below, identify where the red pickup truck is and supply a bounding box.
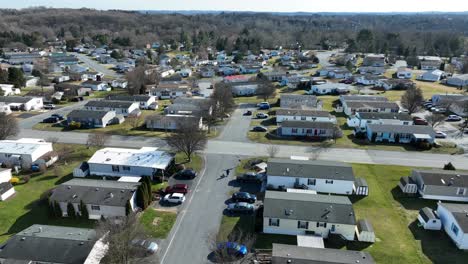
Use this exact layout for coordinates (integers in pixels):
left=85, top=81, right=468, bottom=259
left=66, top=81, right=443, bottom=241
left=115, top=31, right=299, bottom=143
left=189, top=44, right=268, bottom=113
left=164, top=184, right=189, bottom=194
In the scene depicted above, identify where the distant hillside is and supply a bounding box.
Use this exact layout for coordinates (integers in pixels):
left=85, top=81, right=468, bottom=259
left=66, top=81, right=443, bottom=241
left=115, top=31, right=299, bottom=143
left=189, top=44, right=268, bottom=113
left=0, top=8, right=466, bottom=56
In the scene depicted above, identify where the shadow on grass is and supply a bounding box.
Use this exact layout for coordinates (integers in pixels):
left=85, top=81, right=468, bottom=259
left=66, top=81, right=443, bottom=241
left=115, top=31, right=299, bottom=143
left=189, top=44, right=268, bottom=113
left=408, top=220, right=468, bottom=264
left=390, top=187, right=436, bottom=210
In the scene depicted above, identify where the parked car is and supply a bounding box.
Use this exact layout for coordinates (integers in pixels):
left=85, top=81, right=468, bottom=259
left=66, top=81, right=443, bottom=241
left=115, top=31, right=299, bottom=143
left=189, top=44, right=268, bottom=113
left=434, top=108, right=447, bottom=114
left=256, top=112, right=269, bottom=119
left=446, top=115, right=462, bottom=122
left=176, top=169, right=197, bottom=179
left=413, top=117, right=428, bottom=126
left=232, top=192, right=257, bottom=203
left=435, top=131, right=447, bottom=138
left=164, top=184, right=189, bottom=194
left=243, top=110, right=252, bottom=116
left=217, top=242, right=248, bottom=257
left=227, top=202, right=255, bottom=214
left=131, top=239, right=159, bottom=255
left=163, top=193, right=186, bottom=204
left=236, top=172, right=264, bottom=183
left=42, top=117, right=59, bottom=123
left=424, top=104, right=433, bottom=110
left=51, top=114, right=64, bottom=120
left=43, top=104, right=56, bottom=110
left=258, top=102, right=270, bottom=110
left=252, top=126, right=268, bottom=132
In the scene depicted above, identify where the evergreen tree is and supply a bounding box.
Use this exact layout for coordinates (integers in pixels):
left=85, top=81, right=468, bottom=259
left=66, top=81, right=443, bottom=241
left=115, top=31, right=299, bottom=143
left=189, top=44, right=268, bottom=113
left=136, top=185, right=147, bottom=210
left=48, top=198, right=56, bottom=217
left=144, top=177, right=152, bottom=202
left=67, top=202, right=76, bottom=218
left=54, top=200, right=63, bottom=218
left=80, top=200, right=89, bottom=219
left=443, top=162, right=456, bottom=171
left=8, top=68, right=26, bottom=88
left=125, top=200, right=132, bottom=216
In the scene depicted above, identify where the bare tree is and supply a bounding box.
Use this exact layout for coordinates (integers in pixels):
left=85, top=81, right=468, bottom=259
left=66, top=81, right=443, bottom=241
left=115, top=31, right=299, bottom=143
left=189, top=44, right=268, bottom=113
left=127, top=115, right=142, bottom=129
left=425, top=112, right=445, bottom=128
left=0, top=113, right=19, bottom=140
left=211, top=82, right=235, bottom=117
left=257, top=76, right=277, bottom=101
left=96, top=213, right=155, bottom=264
left=330, top=124, right=343, bottom=143
left=266, top=144, right=279, bottom=158
left=87, top=132, right=111, bottom=148
left=126, top=66, right=159, bottom=95
left=401, top=86, right=424, bottom=114
left=166, top=119, right=207, bottom=162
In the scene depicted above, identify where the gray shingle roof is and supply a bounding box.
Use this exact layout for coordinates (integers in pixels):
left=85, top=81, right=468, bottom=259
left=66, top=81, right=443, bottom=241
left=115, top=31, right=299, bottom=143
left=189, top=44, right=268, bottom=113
left=268, top=158, right=355, bottom=181
left=280, top=94, right=319, bottom=109
left=414, top=170, right=468, bottom=188
left=355, top=178, right=368, bottom=188
left=341, top=95, right=388, bottom=102
left=280, top=120, right=336, bottom=129
left=50, top=179, right=141, bottom=207
left=272, top=244, right=375, bottom=264
left=85, top=100, right=135, bottom=108
left=357, top=112, right=412, bottom=121
left=105, top=95, right=152, bottom=102
left=0, top=96, right=37, bottom=104
left=345, top=101, right=400, bottom=109
left=276, top=108, right=331, bottom=118
left=0, top=225, right=97, bottom=264
left=68, top=109, right=114, bottom=119
left=367, top=124, right=435, bottom=135
left=264, top=191, right=356, bottom=225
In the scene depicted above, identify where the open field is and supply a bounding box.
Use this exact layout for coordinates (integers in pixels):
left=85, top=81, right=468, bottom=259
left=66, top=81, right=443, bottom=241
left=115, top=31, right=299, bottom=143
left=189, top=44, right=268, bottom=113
left=218, top=163, right=468, bottom=264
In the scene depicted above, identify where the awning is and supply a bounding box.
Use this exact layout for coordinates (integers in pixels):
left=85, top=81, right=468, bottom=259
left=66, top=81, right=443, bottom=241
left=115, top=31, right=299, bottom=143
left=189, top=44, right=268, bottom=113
left=413, top=133, right=432, bottom=139
left=297, top=235, right=325, bottom=248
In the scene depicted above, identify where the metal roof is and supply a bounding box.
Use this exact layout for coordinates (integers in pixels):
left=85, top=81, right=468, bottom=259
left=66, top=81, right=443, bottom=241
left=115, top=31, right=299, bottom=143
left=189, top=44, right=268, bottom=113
left=87, top=147, right=174, bottom=170
left=268, top=158, right=355, bottom=181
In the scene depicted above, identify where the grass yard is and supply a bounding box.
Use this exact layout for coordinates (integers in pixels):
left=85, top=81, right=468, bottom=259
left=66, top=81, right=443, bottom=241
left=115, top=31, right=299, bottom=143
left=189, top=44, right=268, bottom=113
left=0, top=144, right=97, bottom=244
left=216, top=163, right=468, bottom=264
left=140, top=208, right=177, bottom=239
left=175, top=153, right=204, bottom=172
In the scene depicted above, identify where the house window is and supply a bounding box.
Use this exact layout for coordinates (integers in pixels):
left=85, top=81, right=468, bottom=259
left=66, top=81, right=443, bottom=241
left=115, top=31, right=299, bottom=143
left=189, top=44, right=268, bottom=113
left=301, top=116, right=306, bottom=121
left=308, top=179, right=316, bottom=185
left=91, top=205, right=100, bottom=211
left=297, top=221, right=309, bottom=229
left=112, top=165, right=120, bottom=172
left=451, top=223, right=459, bottom=236
left=292, top=128, right=298, bottom=134
left=317, top=222, right=327, bottom=228
left=457, top=188, right=465, bottom=195
left=269, top=218, right=280, bottom=227
left=123, top=166, right=131, bottom=171
left=403, top=122, right=409, bottom=125
left=306, top=129, right=312, bottom=134
left=325, top=180, right=334, bottom=184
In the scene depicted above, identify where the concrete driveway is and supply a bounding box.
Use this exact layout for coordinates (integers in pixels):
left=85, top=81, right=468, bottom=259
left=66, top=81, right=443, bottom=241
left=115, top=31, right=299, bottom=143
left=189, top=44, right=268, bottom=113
left=217, top=104, right=256, bottom=142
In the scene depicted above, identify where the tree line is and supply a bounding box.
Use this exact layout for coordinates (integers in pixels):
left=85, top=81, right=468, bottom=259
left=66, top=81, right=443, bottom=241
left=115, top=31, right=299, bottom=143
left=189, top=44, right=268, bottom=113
left=0, top=8, right=466, bottom=57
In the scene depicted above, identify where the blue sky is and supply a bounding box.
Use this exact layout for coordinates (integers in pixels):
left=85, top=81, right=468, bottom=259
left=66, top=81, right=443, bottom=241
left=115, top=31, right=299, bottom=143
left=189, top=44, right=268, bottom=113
left=3, top=0, right=468, bottom=12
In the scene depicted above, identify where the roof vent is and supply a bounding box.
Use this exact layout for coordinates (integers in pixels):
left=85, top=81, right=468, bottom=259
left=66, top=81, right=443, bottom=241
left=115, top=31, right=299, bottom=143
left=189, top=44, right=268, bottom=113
left=95, top=188, right=99, bottom=191
left=441, top=179, right=446, bottom=185
left=21, top=237, right=26, bottom=241
left=456, top=175, right=461, bottom=178
left=109, top=192, right=114, bottom=198
left=285, top=209, right=293, bottom=216
left=67, top=186, right=71, bottom=189
left=79, top=241, right=85, bottom=245
left=73, top=194, right=78, bottom=199
left=121, top=190, right=125, bottom=193
left=106, top=158, right=111, bottom=161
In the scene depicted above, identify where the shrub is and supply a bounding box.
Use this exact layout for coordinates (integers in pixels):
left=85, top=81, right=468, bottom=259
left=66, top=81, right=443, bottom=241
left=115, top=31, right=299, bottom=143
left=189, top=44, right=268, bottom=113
left=10, top=177, right=20, bottom=185
left=68, top=121, right=81, bottom=129
left=443, top=162, right=456, bottom=170
left=22, top=175, right=30, bottom=183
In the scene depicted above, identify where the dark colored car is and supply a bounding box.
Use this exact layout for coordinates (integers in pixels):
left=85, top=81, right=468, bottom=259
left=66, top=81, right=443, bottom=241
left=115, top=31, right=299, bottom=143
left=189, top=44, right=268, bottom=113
left=217, top=242, right=248, bottom=257
left=51, top=114, right=64, bottom=120
left=232, top=192, right=257, bottom=203
left=227, top=202, right=255, bottom=214
left=176, top=169, right=197, bottom=179
left=413, top=117, right=428, bottom=126
left=236, top=172, right=264, bottom=183
left=243, top=110, right=252, bottom=116
left=42, top=117, right=59, bottom=123
left=164, top=184, right=189, bottom=194
left=252, top=126, right=267, bottom=132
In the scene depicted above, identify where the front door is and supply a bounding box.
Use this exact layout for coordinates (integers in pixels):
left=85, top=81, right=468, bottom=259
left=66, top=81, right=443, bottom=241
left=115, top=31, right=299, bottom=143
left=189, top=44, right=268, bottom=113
left=314, top=129, right=318, bottom=136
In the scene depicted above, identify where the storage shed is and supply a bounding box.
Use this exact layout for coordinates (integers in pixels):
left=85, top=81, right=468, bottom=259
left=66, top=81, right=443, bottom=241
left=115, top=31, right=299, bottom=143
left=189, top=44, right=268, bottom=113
left=398, top=176, right=418, bottom=194
left=354, top=178, right=369, bottom=196
left=418, top=207, right=441, bottom=230
left=356, top=219, right=376, bottom=243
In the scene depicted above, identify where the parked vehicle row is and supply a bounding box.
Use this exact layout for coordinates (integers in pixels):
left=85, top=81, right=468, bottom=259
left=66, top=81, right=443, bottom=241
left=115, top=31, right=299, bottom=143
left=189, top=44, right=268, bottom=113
left=42, top=114, right=65, bottom=123
left=236, top=172, right=265, bottom=183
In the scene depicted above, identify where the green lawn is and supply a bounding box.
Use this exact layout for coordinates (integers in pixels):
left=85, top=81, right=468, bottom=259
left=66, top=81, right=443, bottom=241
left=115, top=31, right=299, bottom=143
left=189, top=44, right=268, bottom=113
left=140, top=208, right=177, bottom=239
left=175, top=153, right=204, bottom=172
left=247, top=96, right=463, bottom=154
left=217, top=163, right=468, bottom=264
left=0, top=144, right=97, bottom=243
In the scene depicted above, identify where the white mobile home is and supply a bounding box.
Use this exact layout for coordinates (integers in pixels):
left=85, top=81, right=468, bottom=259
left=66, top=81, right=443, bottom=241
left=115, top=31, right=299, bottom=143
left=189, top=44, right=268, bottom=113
left=266, top=158, right=356, bottom=195
left=87, top=147, right=174, bottom=179
left=0, top=138, right=54, bottom=167
left=436, top=202, right=468, bottom=250
left=263, top=191, right=356, bottom=240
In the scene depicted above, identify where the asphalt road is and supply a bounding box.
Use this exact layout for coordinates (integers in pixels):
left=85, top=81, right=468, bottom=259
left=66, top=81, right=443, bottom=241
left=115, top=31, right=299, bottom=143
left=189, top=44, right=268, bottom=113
left=218, top=104, right=256, bottom=142
left=158, top=154, right=241, bottom=264
left=71, top=52, right=122, bottom=78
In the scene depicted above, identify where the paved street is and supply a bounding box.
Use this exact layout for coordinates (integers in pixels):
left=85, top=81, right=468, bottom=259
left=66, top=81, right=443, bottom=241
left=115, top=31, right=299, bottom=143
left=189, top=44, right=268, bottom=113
left=217, top=104, right=255, bottom=142
left=71, top=52, right=122, bottom=78
left=158, top=154, right=241, bottom=264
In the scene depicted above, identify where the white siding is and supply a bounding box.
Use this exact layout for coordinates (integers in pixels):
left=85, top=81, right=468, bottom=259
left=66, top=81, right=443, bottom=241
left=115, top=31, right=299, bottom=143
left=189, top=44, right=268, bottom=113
left=267, top=175, right=354, bottom=195
left=0, top=187, right=15, bottom=201
left=89, top=163, right=156, bottom=178
left=437, top=205, right=468, bottom=249
left=263, top=218, right=356, bottom=240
